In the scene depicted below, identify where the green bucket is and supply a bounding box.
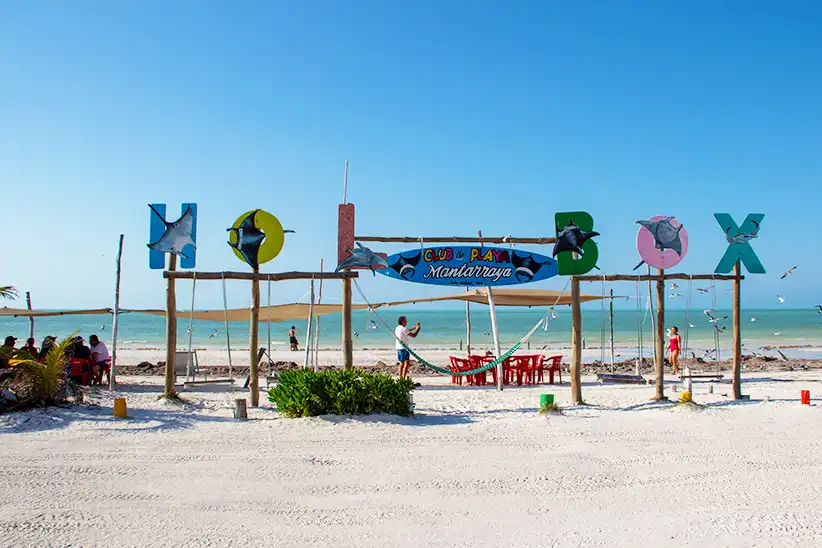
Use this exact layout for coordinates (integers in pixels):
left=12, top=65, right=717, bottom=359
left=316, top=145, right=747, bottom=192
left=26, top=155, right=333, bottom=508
left=540, top=394, right=555, bottom=410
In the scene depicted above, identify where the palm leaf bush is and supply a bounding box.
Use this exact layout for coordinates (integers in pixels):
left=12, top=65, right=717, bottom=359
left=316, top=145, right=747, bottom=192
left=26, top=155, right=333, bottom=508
left=4, top=332, right=77, bottom=409
left=0, top=286, right=17, bottom=300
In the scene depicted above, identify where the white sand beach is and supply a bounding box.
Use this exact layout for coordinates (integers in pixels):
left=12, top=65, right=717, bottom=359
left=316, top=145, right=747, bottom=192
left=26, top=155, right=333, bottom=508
left=2, top=372, right=821, bottom=547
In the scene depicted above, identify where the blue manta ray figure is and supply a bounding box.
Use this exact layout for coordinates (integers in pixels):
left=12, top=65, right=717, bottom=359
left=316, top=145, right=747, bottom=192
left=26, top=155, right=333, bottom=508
left=147, top=205, right=196, bottom=258
left=336, top=243, right=389, bottom=275
left=388, top=251, right=422, bottom=280
left=227, top=210, right=266, bottom=269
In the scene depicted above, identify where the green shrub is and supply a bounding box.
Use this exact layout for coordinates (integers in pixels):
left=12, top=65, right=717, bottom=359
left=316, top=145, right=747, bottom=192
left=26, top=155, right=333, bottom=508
left=268, top=369, right=415, bottom=418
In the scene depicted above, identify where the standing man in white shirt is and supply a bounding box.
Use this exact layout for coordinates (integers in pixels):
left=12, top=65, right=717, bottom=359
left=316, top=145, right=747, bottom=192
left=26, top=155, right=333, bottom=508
left=395, top=315, right=421, bottom=379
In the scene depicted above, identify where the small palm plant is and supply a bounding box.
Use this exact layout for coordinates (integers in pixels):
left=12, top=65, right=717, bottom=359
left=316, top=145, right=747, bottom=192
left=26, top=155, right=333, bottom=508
left=8, top=332, right=77, bottom=408
left=0, top=286, right=17, bottom=300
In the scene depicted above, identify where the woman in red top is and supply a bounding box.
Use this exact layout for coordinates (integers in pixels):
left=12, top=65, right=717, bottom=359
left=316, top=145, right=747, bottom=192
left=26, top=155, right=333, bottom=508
left=668, top=326, right=682, bottom=375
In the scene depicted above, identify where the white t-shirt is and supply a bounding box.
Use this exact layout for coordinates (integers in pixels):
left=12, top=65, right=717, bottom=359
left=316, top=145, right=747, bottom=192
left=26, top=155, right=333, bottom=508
left=395, top=325, right=410, bottom=350
left=92, top=341, right=111, bottom=363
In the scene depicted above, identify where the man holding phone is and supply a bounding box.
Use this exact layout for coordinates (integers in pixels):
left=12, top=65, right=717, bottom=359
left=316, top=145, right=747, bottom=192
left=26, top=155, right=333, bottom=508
left=395, top=315, right=421, bottom=379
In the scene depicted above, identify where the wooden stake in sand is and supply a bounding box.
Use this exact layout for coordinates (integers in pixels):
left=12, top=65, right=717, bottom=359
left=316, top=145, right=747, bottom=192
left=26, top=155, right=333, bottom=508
left=249, top=269, right=261, bottom=407
left=164, top=254, right=178, bottom=397
left=25, top=292, right=34, bottom=339
left=654, top=269, right=666, bottom=401
left=570, top=277, right=583, bottom=405
left=342, top=277, right=353, bottom=370
left=487, top=287, right=503, bottom=391
left=110, top=234, right=124, bottom=390
left=733, top=261, right=742, bottom=400
left=313, top=260, right=324, bottom=372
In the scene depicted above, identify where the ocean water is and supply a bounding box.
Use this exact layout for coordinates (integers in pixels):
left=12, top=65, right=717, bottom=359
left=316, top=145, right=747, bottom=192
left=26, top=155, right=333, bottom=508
left=2, top=308, right=821, bottom=353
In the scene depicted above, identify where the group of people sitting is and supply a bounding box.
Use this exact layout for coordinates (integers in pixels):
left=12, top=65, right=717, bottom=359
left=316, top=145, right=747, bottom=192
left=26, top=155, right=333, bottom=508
left=1, top=334, right=111, bottom=385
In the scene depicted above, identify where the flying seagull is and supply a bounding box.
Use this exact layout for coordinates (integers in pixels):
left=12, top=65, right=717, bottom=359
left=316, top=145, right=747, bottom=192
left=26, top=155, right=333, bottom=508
left=670, top=283, right=679, bottom=290
left=697, top=288, right=710, bottom=294
left=703, top=309, right=728, bottom=323
left=777, top=295, right=785, bottom=303
left=713, top=324, right=726, bottom=334
left=669, top=293, right=682, bottom=300
left=148, top=205, right=196, bottom=258
left=750, top=317, right=757, bottom=322
left=781, top=266, right=797, bottom=279
left=816, top=305, right=822, bottom=314
left=773, top=332, right=781, bottom=336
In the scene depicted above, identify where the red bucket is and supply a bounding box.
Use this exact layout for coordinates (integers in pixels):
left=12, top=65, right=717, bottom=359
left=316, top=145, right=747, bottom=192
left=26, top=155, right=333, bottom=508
left=801, top=390, right=811, bottom=405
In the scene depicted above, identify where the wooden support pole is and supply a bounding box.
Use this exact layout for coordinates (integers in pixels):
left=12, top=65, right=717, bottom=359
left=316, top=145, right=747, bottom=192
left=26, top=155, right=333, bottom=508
left=570, top=277, right=583, bottom=405
left=465, top=288, right=472, bottom=357
left=342, top=277, right=353, bottom=369
left=164, top=270, right=357, bottom=281
left=487, top=287, right=503, bottom=391
left=164, top=254, right=178, bottom=397
left=654, top=269, right=666, bottom=401
left=647, top=265, right=657, bottom=366
left=25, top=292, right=34, bottom=339
left=733, top=261, right=742, bottom=400
left=609, top=288, right=615, bottom=374
left=313, top=260, right=324, bottom=372
left=355, top=235, right=557, bottom=244
left=303, top=278, right=315, bottom=369
left=249, top=270, right=261, bottom=407
left=110, top=234, right=124, bottom=390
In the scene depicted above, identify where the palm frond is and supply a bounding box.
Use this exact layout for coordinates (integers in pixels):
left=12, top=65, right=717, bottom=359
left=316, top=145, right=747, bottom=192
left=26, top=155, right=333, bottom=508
left=0, top=286, right=17, bottom=300
left=9, top=331, right=78, bottom=406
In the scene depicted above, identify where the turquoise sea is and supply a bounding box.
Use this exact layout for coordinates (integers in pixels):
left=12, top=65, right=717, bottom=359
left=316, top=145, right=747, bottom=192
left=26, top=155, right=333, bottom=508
left=2, top=308, right=821, bottom=354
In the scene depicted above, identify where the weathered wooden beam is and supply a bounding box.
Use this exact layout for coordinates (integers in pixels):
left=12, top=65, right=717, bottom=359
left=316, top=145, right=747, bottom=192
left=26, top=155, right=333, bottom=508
left=570, top=277, right=583, bottom=405
left=355, top=236, right=557, bottom=244
left=164, top=271, right=359, bottom=281
left=654, top=269, right=666, bottom=401
left=576, top=273, right=743, bottom=282
left=733, top=261, right=742, bottom=400
left=164, top=254, right=178, bottom=397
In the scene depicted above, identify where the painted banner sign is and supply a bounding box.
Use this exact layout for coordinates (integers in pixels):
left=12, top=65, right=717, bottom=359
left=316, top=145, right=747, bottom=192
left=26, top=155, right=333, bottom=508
left=377, top=246, right=558, bottom=287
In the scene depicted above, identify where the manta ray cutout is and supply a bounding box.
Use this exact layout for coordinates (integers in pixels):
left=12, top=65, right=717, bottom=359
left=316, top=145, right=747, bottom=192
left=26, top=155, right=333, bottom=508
left=552, top=221, right=600, bottom=257
left=511, top=252, right=551, bottom=282
left=388, top=251, right=422, bottom=280
left=336, top=242, right=389, bottom=275
left=227, top=210, right=266, bottom=270
left=637, top=217, right=684, bottom=256
left=147, top=205, right=196, bottom=258
left=725, top=219, right=760, bottom=245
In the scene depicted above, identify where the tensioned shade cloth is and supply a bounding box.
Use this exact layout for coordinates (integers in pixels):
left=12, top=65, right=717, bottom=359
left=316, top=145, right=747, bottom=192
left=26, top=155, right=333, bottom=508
left=0, top=289, right=607, bottom=323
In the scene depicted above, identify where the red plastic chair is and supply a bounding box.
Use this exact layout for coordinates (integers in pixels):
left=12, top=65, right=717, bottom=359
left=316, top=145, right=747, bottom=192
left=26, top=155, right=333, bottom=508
left=69, top=358, right=90, bottom=385
left=543, top=355, right=562, bottom=385
left=469, top=355, right=497, bottom=386
left=92, top=361, right=113, bottom=385
left=449, top=356, right=473, bottom=385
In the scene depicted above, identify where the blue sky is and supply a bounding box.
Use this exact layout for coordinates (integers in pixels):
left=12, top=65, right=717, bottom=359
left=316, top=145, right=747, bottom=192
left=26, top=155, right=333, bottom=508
left=1, top=1, right=820, bottom=311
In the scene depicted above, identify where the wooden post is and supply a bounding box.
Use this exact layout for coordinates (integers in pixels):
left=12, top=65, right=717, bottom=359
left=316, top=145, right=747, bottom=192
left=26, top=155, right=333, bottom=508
left=342, top=277, right=353, bottom=369
left=609, top=288, right=615, bottom=374
left=303, top=278, right=315, bottom=369
left=233, top=398, right=248, bottom=420
left=313, top=260, right=324, bottom=371
left=733, top=261, right=742, bottom=399
left=646, top=265, right=657, bottom=365
left=164, top=254, right=178, bottom=397
left=25, top=292, right=34, bottom=339
left=654, top=269, right=666, bottom=401
left=249, top=270, right=261, bottom=407
left=570, top=277, right=583, bottom=404
left=487, top=287, right=503, bottom=391
left=465, top=288, right=472, bottom=357
left=110, top=234, right=124, bottom=390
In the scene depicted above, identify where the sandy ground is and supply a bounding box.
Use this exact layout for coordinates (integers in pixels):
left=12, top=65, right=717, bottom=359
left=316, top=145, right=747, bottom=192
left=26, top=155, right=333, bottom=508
left=2, top=373, right=822, bottom=547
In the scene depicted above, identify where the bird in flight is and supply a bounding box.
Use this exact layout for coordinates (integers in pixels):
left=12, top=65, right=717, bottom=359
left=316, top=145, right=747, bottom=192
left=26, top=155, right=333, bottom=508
left=781, top=266, right=797, bottom=279
left=773, top=332, right=781, bottom=336
left=669, top=293, right=681, bottom=300
left=697, top=288, right=710, bottom=294
left=713, top=324, right=726, bottom=334
left=703, top=309, right=728, bottom=323
left=815, top=305, right=822, bottom=314
left=670, top=283, right=679, bottom=290
left=777, top=295, right=786, bottom=303
left=750, top=317, right=757, bottom=322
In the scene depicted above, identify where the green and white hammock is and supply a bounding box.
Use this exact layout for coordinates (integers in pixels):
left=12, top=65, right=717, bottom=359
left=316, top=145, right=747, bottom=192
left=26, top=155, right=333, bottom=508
left=352, top=280, right=549, bottom=377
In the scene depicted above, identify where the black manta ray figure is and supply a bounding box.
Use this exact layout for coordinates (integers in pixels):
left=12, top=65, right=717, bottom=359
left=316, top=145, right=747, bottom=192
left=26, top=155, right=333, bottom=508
left=389, top=251, right=422, bottom=280
left=553, top=220, right=600, bottom=257
left=227, top=210, right=266, bottom=270
left=511, top=252, right=551, bottom=282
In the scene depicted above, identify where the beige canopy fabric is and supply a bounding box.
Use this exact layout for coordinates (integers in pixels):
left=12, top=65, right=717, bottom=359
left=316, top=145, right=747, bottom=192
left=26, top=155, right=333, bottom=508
left=127, top=303, right=372, bottom=323
left=375, top=288, right=606, bottom=308
left=1, top=289, right=607, bottom=323
left=0, top=307, right=113, bottom=317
